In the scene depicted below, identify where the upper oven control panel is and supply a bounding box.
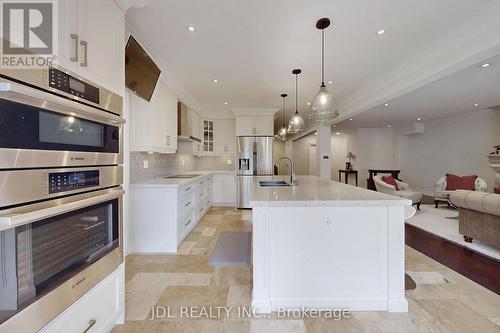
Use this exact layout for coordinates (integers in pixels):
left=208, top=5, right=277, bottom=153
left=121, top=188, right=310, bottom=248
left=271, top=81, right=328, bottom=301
left=48, top=170, right=99, bottom=194
left=49, top=68, right=99, bottom=104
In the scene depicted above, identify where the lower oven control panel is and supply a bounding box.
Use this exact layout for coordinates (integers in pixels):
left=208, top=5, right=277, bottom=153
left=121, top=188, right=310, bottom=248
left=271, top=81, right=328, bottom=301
left=48, top=170, right=99, bottom=194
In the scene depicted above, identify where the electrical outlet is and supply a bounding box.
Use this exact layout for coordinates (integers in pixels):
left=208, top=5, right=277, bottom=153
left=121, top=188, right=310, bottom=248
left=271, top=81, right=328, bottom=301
left=323, top=216, right=334, bottom=229
left=227, top=159, right=232, bottom=165
left=143, top=160, right=149, bottom=169
left=182, top=159, right=185, bottom=166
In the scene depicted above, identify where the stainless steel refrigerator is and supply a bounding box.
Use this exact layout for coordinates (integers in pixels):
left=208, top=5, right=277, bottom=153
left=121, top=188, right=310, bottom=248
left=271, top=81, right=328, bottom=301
left=236, top=136, right=273, bottom=208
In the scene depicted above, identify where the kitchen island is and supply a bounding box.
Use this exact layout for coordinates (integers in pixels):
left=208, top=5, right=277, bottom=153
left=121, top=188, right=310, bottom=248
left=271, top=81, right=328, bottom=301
left=249, top=175, right=413, bottom=313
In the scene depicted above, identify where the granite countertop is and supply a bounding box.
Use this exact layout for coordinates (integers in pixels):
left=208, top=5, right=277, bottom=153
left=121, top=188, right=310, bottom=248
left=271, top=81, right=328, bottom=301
left=249, top=175, right=412, bottom=207
left=130, top=170, right=236, bottom=188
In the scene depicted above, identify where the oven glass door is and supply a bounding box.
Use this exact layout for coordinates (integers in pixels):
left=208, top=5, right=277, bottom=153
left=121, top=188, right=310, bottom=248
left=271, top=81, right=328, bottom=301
left=0, top=199, right=119, bottom=324
left=0, top=98, right=119, bottom=153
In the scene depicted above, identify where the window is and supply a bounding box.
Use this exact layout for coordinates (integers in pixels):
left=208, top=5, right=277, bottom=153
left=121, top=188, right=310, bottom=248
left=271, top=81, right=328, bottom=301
left=203, top=120, right=214, bottom=152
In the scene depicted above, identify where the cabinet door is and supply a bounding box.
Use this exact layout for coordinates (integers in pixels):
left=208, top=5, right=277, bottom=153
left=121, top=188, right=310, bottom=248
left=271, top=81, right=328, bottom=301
left=226, top=120, right=236, bottom=154
left=223, top=175, right=236, bottom=205
left=254, top=116, right=274, bottom=136
left=76, top=0, right=124, bottom=94
left=212, top=175, right=224, bottom=205
left=164, top=85, right=178, bottom=151
left=236, top=117, right=255, bottom=136
left=148, top=83, right=168, bottom=150
left=55, top=0, right=78, bottom=71
left=213, top=120, right=226, bottom=154
left=128, top=91, right=151, bottom=150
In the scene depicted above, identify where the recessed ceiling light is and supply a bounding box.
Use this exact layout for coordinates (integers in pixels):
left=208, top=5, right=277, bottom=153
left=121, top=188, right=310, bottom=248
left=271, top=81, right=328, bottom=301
left=349, top=118, right=353, bottom=121
left=473, top=103, right=479, bottom=107
left=387, top=125, right=392, bottom=128
left=417, top=117, right=421, bottom=121
left=336, top=132, right=341, bottom=135
left=314, top=131, right=318, bottom=135
left=224, top=102, right=228, bottom=105
left=332, top=125, right=336, bottom=128
left=479, top=63, right=492, bottom=68
left=212, top=79, right=218, bottom=83
left=327, top=81, right=333, bottom=84
left=306, top=102, right=311, bottom=106
left=376, top=29, right=386, bottom=35
left=187, top=25, right=196, bottom=32
left=384, top=103, right=389, bottom=107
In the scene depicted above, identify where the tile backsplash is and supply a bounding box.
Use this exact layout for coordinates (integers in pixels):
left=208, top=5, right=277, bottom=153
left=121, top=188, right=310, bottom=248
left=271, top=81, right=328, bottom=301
left=130, top=152, right=235, bottom=183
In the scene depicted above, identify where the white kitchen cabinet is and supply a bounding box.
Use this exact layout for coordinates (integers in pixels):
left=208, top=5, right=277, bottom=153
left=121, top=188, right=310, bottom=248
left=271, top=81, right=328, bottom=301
left=236, top=116, right=274, bottom=136
left=212, top=173, right=236, bottom=206
left=129, top=82, right=178, bottom=153
left=214, top=119, right=236, bottom=155
left=130, top=174, right=212, bottom=253
left=55, top=0, right=124, bottom=95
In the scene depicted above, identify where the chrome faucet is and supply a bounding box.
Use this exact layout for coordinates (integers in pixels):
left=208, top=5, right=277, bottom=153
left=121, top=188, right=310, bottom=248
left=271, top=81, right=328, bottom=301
left=277, top=157, right=297, bottom=185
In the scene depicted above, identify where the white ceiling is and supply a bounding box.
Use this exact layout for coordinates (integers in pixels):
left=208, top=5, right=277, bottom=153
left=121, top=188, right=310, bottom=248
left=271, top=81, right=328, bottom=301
left=124, top=0, right=500, bottom=127
left=333, top=54, right=500, bottom=130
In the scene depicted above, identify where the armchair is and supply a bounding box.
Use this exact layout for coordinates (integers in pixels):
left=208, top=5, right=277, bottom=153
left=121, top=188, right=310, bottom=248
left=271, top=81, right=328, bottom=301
left=434, top=176, right=487, bottom=208
left=373, top=175, right=422, bottom=210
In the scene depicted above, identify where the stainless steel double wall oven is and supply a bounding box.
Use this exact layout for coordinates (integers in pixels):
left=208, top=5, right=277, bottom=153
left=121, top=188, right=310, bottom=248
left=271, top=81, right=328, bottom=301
left=0, top=66, right=124, bottom=333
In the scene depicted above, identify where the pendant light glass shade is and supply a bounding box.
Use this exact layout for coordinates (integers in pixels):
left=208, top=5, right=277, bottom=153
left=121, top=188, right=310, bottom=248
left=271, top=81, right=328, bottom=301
left=310, top=85, right=339, bottom=120
left=309, top=18, right=339, bottom=121
left=288, top=69, right=305, bottom=133
left=277, top=94, right=288, bottom=141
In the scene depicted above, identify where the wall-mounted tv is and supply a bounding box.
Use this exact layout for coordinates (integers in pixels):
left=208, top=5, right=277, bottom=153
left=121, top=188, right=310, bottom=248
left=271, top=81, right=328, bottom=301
left=125, top=35, right=161, bottom=102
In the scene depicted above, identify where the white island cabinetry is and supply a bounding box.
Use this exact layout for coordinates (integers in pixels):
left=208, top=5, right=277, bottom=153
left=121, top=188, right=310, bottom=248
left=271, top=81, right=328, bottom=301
left=250, top=175, right=412, bottom=314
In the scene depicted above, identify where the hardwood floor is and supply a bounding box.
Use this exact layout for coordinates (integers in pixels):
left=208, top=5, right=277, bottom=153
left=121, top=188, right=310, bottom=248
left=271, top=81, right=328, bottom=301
left=405, top=223, right=500, bottom=295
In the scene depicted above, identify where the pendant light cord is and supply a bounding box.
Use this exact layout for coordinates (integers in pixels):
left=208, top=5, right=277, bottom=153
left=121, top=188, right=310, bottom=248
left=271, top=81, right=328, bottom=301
left=321, top=29, right=325, bottom=87
left=295, top=73, right=299, bottom=114
left=282, top=96, right=285, bottom=127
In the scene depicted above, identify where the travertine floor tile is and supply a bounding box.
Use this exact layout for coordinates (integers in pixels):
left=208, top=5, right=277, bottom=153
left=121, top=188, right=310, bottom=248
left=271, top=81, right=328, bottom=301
left=226, top=284, right=251, bottom=307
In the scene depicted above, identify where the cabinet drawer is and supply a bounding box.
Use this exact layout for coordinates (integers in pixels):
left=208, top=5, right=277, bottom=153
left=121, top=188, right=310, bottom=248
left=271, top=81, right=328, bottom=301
left=178, top=192, right=194, bottom=213
left=177, top=209, right=194, bottom=241
left=194, top=201, right=205, bottom=222
left=40, top=266, right=122, bottom=333
left=179, top=182, right=195, bottom=195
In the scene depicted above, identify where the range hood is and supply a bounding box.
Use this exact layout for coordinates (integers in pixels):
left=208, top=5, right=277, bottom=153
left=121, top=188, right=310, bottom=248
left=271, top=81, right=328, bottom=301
left=177, top=102, right=201, bottom=142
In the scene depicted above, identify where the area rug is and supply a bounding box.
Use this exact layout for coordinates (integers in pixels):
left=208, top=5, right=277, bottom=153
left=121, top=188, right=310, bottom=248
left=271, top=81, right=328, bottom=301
left=406, top=204, right=500, bottom=261
left=208, top=231, right=251, bottom=266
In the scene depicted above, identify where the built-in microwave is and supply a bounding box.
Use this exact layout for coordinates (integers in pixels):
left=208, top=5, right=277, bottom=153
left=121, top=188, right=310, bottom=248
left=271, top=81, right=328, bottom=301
left=0, top=78, right=124, bottom=169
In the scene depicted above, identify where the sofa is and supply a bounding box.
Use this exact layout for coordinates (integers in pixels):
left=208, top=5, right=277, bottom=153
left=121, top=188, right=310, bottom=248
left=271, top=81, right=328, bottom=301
left=373, top=175, right=422, bottom=210
left=449, top=190, right=500, bottom=248
left=434, top=175, right=487, bottom=208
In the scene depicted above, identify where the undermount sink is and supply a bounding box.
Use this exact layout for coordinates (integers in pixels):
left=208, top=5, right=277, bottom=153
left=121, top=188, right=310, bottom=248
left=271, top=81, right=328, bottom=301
left=259, top=180, right=291, bottom=187
left=164, top=174, right=204, bottom=179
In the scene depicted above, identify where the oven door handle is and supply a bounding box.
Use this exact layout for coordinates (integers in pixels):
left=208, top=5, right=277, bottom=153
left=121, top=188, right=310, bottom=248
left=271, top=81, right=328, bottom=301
left=0, top=189, right=124, bottom=231
left=0, top=81, right=125, bottom=126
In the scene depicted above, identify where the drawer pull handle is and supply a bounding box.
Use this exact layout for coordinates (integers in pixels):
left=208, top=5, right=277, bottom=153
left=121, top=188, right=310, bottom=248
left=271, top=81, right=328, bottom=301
left=185, top=219, right=192, bottom=226
left=199, top=207, right=203, bottom=213
left=184, top=201, right=191, bottom=207
left=185, top=187, right=192, bottom=192
left=83, top=319, right=96, bottom=333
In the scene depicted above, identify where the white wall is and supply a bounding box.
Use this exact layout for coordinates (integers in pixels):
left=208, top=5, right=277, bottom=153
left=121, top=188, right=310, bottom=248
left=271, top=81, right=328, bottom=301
left=399, top=109, right=500, bottom=194
left=291, top=134, right=317, bottom=175
left=330, top=128, right=397, bottom=187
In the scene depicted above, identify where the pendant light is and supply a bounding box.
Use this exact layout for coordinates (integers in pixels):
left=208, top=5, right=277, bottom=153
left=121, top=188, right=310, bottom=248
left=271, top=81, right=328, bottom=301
left=309, top=18, right=339, bottom=121
left=277, top=94, right=288, bottom=141
left=288, top=69, right=305, bottom=133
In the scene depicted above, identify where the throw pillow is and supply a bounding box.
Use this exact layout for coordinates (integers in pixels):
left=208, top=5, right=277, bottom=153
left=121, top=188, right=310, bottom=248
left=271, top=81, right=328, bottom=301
left=381, top=176, right=399, bottom=190
left=446, top=174, right=477, bottom=191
